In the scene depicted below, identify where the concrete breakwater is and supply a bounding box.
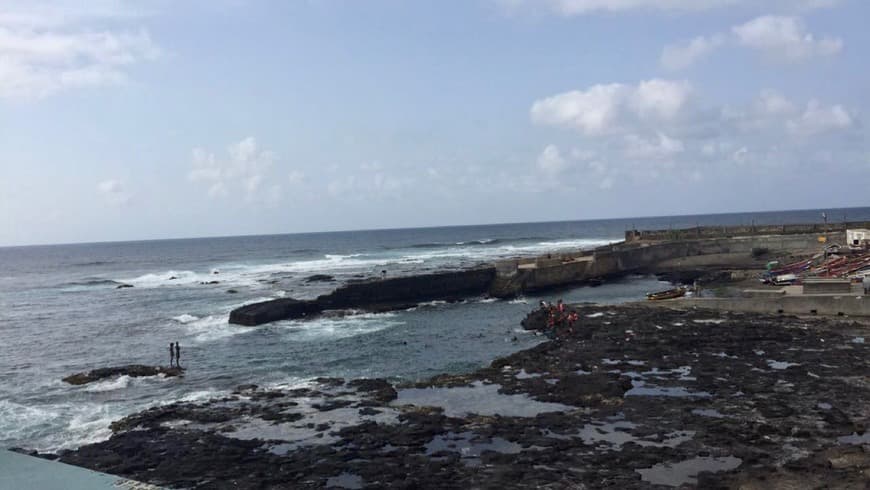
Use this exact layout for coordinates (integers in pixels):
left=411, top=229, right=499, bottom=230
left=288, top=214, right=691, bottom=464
left=625, top=220, right=868, bottom=243
left=230, top=230, right=844, bottom=326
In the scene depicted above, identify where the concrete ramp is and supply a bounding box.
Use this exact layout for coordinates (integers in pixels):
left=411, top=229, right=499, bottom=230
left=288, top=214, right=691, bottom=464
left=0, top=450, right=161, bottom=490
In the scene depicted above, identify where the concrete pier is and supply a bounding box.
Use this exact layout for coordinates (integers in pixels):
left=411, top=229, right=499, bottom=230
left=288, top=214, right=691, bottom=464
left=0, top=450, right=160, bottom=489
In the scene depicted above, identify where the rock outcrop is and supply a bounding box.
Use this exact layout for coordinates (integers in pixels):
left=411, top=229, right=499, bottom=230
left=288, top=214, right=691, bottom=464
left=54, top=305, right=870, bottom=489
left=230, top=267, right=496, bottom=326
left=62, top=365, right=184, bottom=385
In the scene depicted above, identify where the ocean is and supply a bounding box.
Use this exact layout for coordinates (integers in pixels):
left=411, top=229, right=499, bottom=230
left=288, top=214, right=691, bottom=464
left=1, top=207, right=868, bottom=453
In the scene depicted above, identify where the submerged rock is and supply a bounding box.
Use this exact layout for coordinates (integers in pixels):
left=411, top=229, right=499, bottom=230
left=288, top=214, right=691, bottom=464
left=304, top=274, right=335, bottom=283
left=62, top=365, right=184, bottom=385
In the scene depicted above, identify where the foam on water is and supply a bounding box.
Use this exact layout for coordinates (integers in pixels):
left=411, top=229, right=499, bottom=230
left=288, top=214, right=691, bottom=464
left=277, top=312, right=404, bottom=342
left=0, top=399, right=117, bottom=452
left=182, top=314, right=246, bottom=343
left=83, top=375, right=132, bottom=392
left=112, top=237, right=614, bottom=291
left=172, top=314, right=199, bottom=324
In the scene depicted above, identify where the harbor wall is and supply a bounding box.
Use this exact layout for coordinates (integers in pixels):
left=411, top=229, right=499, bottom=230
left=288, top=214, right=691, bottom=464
left=672, top=295, right=870, bottom=318
left=232, top=230, right=846, bottom=324
left=489, top=232, right=844, bottom=297
left=625, top=221, right=868, bottom=243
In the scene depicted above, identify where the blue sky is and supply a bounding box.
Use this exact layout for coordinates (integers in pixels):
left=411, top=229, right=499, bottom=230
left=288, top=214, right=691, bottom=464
left=0, top=0, right=867, bottom=245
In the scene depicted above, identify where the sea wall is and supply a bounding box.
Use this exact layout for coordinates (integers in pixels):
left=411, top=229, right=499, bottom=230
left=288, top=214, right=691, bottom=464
left=673, top=295, right=870, bottom=317
left=232, top=231, right=845, bottom=324
left=488, top=232, right=844, bottom=297
left=625, top=221, right=868, bottom=243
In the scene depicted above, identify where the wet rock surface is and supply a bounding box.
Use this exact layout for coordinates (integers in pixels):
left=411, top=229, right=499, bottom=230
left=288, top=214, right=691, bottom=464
left=56, top=306, right=869, bottom=488
left=62, top=365, right=184, bottom=385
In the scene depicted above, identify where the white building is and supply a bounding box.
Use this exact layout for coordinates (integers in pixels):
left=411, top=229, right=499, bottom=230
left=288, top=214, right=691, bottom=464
left=846, top=229, right=870, bottom=246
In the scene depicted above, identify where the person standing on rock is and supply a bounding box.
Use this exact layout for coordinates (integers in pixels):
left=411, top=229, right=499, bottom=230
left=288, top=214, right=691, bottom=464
left=169, top=342, right=175, bottom=367
left=175, top=342, right=181, bottom=368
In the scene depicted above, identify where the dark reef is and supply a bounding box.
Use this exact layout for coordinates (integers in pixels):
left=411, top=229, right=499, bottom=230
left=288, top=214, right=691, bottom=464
left=54, top=305, right=870, bottom=488
left=62, top=365, right=184, bottom=385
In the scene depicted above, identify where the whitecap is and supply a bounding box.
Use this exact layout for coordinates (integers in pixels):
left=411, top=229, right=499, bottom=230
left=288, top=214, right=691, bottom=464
left=83, top=375, right=131, bottom=392
left=172, top=314, right=199, bottom=324
left=278, top=312, right=403, bottom=342
left=183, top=314, right=245, bottom=343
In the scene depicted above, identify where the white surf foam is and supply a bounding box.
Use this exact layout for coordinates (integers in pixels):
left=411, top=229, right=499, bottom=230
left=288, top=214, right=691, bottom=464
left=83, top=375, right=132, bottom=392
left=172, top=314, right=199, bottom=324
left=183, top=314, right=245, bottom=343
left=0, top=399, right=118, bottom=453
left=278, top=312, right=403, bottom=342
left=116, top=236, right=616, bottom=292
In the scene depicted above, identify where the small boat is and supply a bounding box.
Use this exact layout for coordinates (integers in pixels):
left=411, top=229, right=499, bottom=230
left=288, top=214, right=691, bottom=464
left=646, top=287, right=687, bottom=301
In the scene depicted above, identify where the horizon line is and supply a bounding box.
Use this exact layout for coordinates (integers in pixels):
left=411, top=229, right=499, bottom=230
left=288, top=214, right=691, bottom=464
left=2, top=204, right=867, bottom=249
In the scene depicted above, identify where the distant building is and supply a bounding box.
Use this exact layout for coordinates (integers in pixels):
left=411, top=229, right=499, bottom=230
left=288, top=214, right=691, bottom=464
left=847, top=229, right=870, bottom=247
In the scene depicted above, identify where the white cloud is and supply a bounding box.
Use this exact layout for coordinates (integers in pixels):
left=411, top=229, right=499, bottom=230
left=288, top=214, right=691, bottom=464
left=0, top=1, right=159, bottom=99
left=189, top=137, right=279, bottom=201
left=287, top=170, right=305, bottom=185
left=623, top=132, right=684, bottom=159
left=732, top=15, right=842, bottom=62
left=732, top=147, right=750, bottom=164
left=660, top=35, right=725, bottom=71
left=530, top=79, right=692, bottom=135
left=662, top=16, right=842, bottom=70
left=536, top=144, right=569, bottom=175
left=97, top=178, right=131, bottom=205
left=787, top=100, right=853, bottom=135
left=529, top=85, right=860, bottom=191
left=326, top=168, right=412, bottom=200
left=754, top=89, right=798, bottom=117
left=498, top=0, right=840, bottom=16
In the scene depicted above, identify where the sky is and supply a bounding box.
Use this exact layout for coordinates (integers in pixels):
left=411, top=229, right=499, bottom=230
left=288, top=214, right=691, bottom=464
left=0, top=0, right=868, bottom=246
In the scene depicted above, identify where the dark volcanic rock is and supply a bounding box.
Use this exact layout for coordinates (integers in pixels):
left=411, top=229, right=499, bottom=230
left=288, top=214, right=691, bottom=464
left=53, top=306, right=870, bottom=489
left=115, top=283, right=133, bottom=289
left=304, top=274, right=335, bottom=283
left=229, top=267, right=496, bottom=326
left=62, top=365, right=183, bottom=385
left=229, top=298, right=322, bottom=326
left=348, top=378, right=397, bottom=403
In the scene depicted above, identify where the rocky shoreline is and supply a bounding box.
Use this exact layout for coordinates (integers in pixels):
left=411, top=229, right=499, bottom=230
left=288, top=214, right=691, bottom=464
left=46, top=305, right=869, bottom=488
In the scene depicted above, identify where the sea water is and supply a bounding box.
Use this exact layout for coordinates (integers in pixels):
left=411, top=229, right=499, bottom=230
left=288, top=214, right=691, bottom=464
left=1, top=207, right=868, bottom=452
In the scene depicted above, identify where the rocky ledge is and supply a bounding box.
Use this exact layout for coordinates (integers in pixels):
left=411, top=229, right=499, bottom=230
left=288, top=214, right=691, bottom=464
left=229, top=268, right=496, bottom=326
left=55, top=306, right=869, bottom=488
left=62, top=365, right=184, bottom=385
